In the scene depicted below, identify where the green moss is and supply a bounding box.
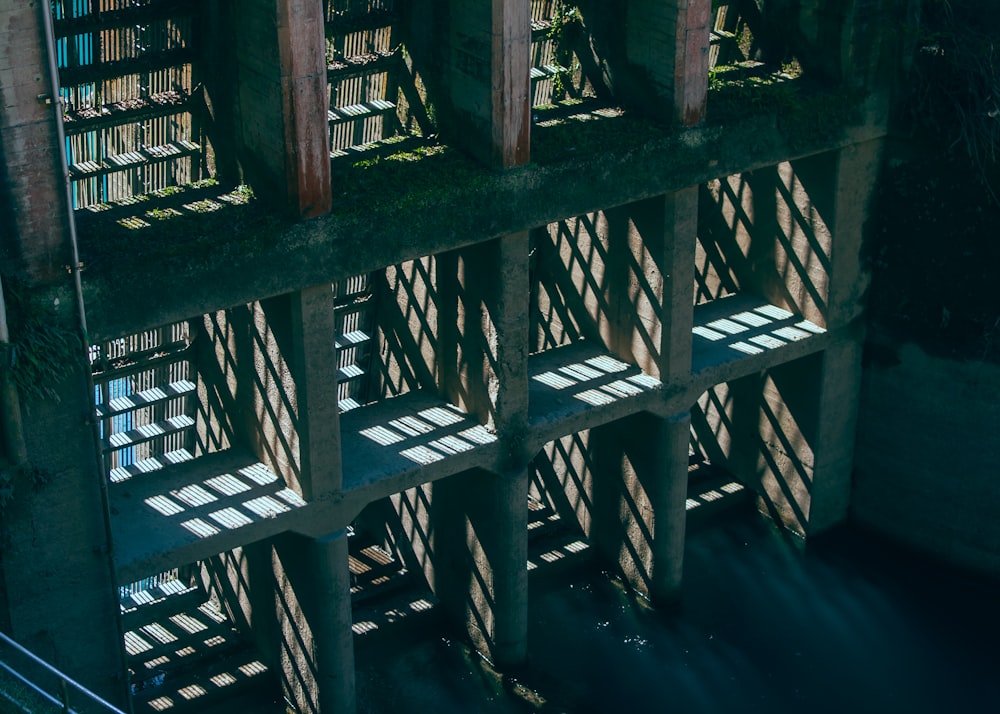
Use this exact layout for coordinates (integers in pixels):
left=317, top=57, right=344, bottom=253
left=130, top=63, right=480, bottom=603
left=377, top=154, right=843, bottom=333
left=330, top=140, right=492, bottom=218
left=707, top=65, right=864, bottom=150
left=75, top=182, right=272, bottom=270
left=530, top=102, right=669, bottom=164
left=2, top=280, right=83, bottom=403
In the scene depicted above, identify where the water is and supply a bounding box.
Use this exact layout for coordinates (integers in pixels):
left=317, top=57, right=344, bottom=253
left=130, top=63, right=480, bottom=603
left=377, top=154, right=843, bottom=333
left=354, top=511, right=1000, bottom=713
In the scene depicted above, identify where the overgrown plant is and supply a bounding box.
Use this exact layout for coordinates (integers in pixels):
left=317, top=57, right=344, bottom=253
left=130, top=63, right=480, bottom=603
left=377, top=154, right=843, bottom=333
left=2, top=280, right=83, bottom=403
left=908, top=0, right=1000, bottom=200
left=547, top=1, right=582, bottom=97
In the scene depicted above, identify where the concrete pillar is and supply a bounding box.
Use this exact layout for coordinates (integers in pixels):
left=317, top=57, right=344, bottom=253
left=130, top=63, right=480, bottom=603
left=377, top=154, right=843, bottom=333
left=307, top=532, right=357, bottom=714
left=439, top=233, right=530, bottom=435
left=234, top=0, right=331, bottom=217
left=227, top=287, right=341, bottom=499
left=291, top=286, right=343, bottom=496
left=270, top=531, right=356, bottom=714
left=427, top=0, right=530, bottom=167
left=0, top=3, right=125, bottom=705
left=826, top=140, right=882, bottom=330
left=0, top=2, right=74, bottom=283
left=591, top=412, right=690, bottom=604
left=659, top=188, right=699, bottom=380
left=804, top=340, right=863, bottom=533
left=431, top=468, right=530, bottom=667
left=588, top=0, right=710, bottom=124
left=796, top=0, right=890, bottom=87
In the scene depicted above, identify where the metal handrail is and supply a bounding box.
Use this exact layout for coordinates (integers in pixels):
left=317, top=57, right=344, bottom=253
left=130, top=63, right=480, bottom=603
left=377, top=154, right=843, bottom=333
left=0, top=631, right=127, bottom=714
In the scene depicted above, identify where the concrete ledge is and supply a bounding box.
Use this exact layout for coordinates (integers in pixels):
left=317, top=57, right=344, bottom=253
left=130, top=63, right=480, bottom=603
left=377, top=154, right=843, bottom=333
left=78, top=92, right=887, bottom=341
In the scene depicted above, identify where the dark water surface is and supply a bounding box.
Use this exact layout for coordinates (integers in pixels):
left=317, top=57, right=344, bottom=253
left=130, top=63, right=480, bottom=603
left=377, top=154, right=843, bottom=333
left=354, top=513, right=1000, bottom=714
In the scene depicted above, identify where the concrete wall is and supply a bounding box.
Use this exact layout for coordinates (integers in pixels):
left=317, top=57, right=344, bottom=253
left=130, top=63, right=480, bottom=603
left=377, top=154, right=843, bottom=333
left=854, top=343, right=1000, bottom=576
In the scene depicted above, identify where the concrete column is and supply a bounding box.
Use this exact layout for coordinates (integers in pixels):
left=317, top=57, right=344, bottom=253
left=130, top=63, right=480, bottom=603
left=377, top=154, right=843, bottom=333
left=307, top=531, right=357, bottom=714
left=826, top=140, right=883, bottom=330
left=439, top=0, right=530, bottom=167
left=670, top=0, right=711, bottom=125
left=271, top=531, right=356, bottom=714
left=439, top=233, right=529, bottom=435
left=588, top=0, right=709, bottom=124
left=0, top=3, right=125, bottom=705
left=796, top=0, right=890, bottom=87
left=229, top=287, right=341, bottom=499
left=660, top=188, right=699, bottom=381
left=291, top=285, right=343, bottom=496
left=431, top=468, right=529, bottom=667
left=0, top=3, right=74, bottom=282
left=590, top=412, right=690, bottom=604
left=805, top=340, right=863, bottom=533
left=234, top=0, right=331, bottom=217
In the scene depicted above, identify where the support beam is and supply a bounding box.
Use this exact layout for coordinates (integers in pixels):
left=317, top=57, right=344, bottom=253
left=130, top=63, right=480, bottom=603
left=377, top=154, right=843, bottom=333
left=434, top=0, right=531, bottom=167
left=234, top=0, right=331, bottom=217
left=291, top=285, right=343, bottom=497
left=439, top=233, right=530, bottom=435
left=590, top=412, right=690, bottom=604
left=307, top=532, right=357, bottom=714
left=431, top=468, right=529, bottom=667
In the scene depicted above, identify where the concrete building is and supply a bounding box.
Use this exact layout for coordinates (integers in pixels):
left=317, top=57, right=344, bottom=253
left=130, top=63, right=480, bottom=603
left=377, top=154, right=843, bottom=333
left=0, top=0, right=924, bottom=712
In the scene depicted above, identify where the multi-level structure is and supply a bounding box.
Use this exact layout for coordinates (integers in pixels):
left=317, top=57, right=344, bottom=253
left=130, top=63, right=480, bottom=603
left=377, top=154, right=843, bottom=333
left=0, top=0, right=898, bottom=711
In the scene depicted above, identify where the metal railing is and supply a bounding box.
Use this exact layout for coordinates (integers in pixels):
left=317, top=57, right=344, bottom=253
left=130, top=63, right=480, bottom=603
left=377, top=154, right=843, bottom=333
left=0, top=631, right=127, bottom=714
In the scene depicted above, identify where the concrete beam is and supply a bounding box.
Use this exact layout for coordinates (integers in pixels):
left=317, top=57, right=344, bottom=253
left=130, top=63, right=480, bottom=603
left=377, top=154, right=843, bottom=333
left=79, top=100, right=890, bottom=343
left=590, top=411, right=690, bottom=604
left=234, top=0, right=331, bottom=217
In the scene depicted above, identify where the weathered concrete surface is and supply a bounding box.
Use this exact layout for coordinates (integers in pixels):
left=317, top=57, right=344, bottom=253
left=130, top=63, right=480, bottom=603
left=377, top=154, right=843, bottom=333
left=853, top=341, right=1000, bottom=577
left=234, top=0, right=331, bottom=217
left=79, top=99, right=888, bottom=343
left=590, top=412, right=690, bottom=604
left=0, top=3, right=73, bottom=284
left=0, top=4, right=124, bottom=705
left=429, top=468, right=529, bottom=667
left=1, top=365, right=126, bottom=706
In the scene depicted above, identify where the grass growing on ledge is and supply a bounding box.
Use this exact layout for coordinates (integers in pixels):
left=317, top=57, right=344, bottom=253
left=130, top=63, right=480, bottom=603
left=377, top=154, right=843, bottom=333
left=74, top=180, right=280, bottom=270
left=707, top=63, right=865, bottom=149
left=330, top=139, right=494, bottom=217
left=530, top=99, right=670, bottom=164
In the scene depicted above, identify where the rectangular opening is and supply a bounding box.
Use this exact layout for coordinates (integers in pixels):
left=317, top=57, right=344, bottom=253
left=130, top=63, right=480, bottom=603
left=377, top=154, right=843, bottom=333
left=53, top=0, right=210, bottom=210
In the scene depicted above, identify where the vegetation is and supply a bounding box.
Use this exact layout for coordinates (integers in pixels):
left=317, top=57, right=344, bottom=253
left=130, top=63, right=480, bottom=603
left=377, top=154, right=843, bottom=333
left=2, top=280, right=82, bottom=404
left=866, top=0, right=1000, bottom=362
left=547, top=1, right=582, bottom=97
left=707, top=61, right=864, bottom=150
left=905, top=0, right=1000, bottom=200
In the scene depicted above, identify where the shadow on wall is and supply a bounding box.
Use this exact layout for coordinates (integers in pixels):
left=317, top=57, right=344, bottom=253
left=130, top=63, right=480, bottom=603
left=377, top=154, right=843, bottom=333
left=202, top=298, right=305, bottom=495
left=352, top=470, right=528, bottom=663
left=203, top=538, right=326, bottom=714
left=198, top=311, right=240, bottom=455
left=437, top=242, right=505, bottom=427
left=530, top=201, right=666, bottom=377
left=376, top=257, right=439, bottom=400
left=690, top=352, right=823, bottom=536
left=696, top=157, right=834, bottom=329
left=531, top=420, right=666, bottom=598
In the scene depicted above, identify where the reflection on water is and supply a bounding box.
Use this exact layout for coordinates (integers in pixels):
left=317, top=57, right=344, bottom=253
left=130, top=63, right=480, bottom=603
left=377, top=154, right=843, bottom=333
left=355, top=511, right=1000, bottom=713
